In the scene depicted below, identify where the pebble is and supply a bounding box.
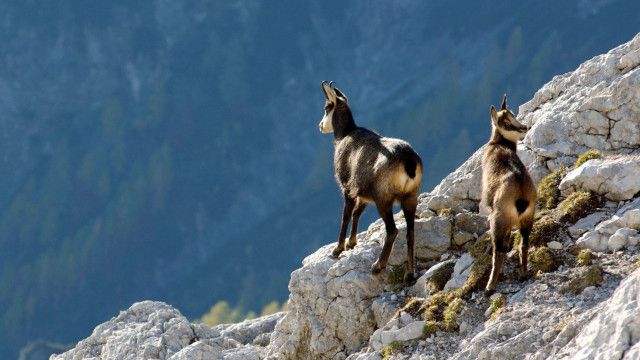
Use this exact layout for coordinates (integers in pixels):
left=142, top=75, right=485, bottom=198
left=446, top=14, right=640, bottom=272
left=391, top=294, right=398, bottom=301
left=548, top=241, right=563, bottom=250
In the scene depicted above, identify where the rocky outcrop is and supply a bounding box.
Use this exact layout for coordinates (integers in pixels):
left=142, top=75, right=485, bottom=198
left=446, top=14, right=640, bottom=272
left=560, top=156, right=640, bottom=201
left=55, top=33, right=640, bottom=360
left=577, top=198, right=640, bottom=252
left=51, top=301, right=283, bottom=360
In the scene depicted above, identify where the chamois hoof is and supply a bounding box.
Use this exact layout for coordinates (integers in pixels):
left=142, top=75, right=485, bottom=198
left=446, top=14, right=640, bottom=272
left=331, top=246, right=343, bottom=258
left=346, top=240, right=357, bottom=250
left=403, top=271, right=416, bottom=285
left=371, top=261, right=384, bottom=275
left=484, top=288, right=496, bottom=297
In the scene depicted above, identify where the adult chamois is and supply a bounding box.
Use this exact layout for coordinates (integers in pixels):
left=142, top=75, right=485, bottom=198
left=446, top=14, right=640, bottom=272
left=481, top=95, right=536, bottom=295
left=318, top=81, right=423, bottom=283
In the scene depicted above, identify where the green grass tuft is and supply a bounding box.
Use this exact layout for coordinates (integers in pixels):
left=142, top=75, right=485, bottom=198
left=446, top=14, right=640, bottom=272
left=442, top=298, right=464, bottom=331
left=558, top=191, right=602, bottom=224
left=577, top=249, right=593, bottom=266
left=574, top=150, right=602, bottom=168
left=537, top=167, right=568, bottom=210
left=565, top=265, right=603, bottom=294
left=437, top=208, right=453, bottom=217
left=387, top=264, right=406, bottom=286
left=529, top=246, right=555, bottom=273
left=489, top=294, right=507, bottom=320
left=422, top=321, right=438, bottom=338
left=530, top=215, right=564, bottom=246
left=381, top=341, right=403, bottom=359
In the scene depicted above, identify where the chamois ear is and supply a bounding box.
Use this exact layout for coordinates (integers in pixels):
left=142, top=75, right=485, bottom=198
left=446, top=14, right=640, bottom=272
left=333, top=87, right=348, bottom=103
left=501, top=94, right=507, bottom=110
left=490, top=105, right=499, bottom=124
left=321, top=81, right=337, bottom=103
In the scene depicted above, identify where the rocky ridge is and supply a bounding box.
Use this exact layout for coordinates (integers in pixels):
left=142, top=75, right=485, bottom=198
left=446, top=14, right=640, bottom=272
left=52, top=33, right=640, bottom=360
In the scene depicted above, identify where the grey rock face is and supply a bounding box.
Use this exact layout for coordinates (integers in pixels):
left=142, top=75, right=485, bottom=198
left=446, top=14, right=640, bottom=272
left=577, top=206, right=640, bottom=252
left=560, top=156, right=640, bottom=201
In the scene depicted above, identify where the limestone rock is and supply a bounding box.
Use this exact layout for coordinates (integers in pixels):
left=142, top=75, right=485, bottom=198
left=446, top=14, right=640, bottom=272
left=454, top=212, right=489, bottom=236
left=577, top=206, right=640, bottom=252
left=552, top=270, right=640, bottom=359
left=369, top=320, right=425, bottom=351
left=407, top=259, right=456, bottom=298
left=559, top=156, right=640, bottom=201
left=568, top=212, right=608, bottom=238
left=444, top=253, right=473, bottom=291
left=220, top=312, right=284, bottom=346
left=51, top=301, right=205, bottom=360
left=430, top=148, right=484, bottom=210
left=372, top=293, right=402, bottom=328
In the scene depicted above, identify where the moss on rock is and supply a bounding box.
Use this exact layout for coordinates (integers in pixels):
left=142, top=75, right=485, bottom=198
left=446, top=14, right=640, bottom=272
left=558, top=191, right=602, bottom=224
left=529, top=246, right=555, bottom=273
left=381, top=341, right=403, bottom=359
left=530, top=215, right=564, bottom=246
left=577, top=249, right=593, bottom=266
left=565, top=265, right=603, bottom=294
left=537, top=167, right=568, bottom=210
left=489, top=293, right=507, bottom=320
left=574, top=150, right=602, bottom=168
left=422, top=321, right=438, bottom=338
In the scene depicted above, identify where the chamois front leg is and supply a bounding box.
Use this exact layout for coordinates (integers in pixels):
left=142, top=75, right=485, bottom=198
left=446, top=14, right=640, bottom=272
left=332, top=194, right=355, bottom=258
left=401, top=195, right=418, bottom=284
left=485, top=213, right=512, bottom=295
left=346, top=200, right=367, bottom=250
left=371, top=202, right=398, bottom=274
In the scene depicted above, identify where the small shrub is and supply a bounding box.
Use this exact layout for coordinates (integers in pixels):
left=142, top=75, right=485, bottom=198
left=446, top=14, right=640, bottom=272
left=381, top=341, right=403, bottom=359
left=422, top=321, right=438, bottom=337
left=565, top=265, right=604, bottom=294
left=558, top=191, right=602, bottom=224
left=574, top=150, right=602, bottom=168
left=437, top=208, right=453, bottom=217
left=530, top=215, right=564, bottom=246
left=583, top=265, right=604, bottom=287
left=468, top=234, right=491, bottom=258
left=443, top=298, right=464, bottom=331
left=387, top=264, right=406, bottom=286
left=576, top=249, right=593, bottom=266
left=537, top=167, right=568, bottom=210
left=529, top=246, right=555, bottom=273
left=489, top=294, right=507, bottom=319
left=398, top=297, right=424, bottom=318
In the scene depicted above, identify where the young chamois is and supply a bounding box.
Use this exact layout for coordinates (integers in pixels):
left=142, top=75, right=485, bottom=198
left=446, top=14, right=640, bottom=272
left=318, top=81, right=423, bottom=282
left=481, top=95, right=536, bottom=295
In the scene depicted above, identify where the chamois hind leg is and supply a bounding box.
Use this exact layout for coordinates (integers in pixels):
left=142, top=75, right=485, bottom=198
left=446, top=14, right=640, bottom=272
left=371, top=201, right=398, bottom=274
left=332, top=193, right=355, bottom=258
left=346, top=200, right=367, bottom=250
left=485, top=212, right=512, bottom=295
left=518, top=213, right=534, bottom=281
left=401, top=194, right=418, bottom=284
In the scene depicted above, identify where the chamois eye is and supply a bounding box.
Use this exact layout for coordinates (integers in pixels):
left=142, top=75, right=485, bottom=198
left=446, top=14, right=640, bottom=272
left=325, top=103, right=334, bottom=111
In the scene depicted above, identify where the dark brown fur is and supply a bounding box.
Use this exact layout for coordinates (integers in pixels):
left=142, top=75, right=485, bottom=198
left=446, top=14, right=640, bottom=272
left=481, top=95, right=536, bottom=294
left=319, top=81, right=423, bottom=282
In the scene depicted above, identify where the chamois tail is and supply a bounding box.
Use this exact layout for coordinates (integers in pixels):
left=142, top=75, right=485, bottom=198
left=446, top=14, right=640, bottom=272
left=399, top=149, right=422, bottom=179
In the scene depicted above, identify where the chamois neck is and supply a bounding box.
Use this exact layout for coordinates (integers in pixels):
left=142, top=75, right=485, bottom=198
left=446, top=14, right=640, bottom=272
left=488, top=127, right=517, bottom=151
left=332, top=106, right=357, bottom=140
